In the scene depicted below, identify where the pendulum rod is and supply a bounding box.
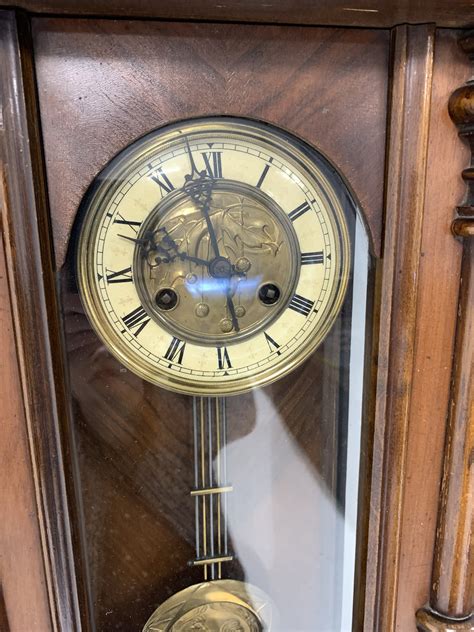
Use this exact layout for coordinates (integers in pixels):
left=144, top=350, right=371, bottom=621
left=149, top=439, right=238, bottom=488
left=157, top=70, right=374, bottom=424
left=190, top=396, right=233, bottom=580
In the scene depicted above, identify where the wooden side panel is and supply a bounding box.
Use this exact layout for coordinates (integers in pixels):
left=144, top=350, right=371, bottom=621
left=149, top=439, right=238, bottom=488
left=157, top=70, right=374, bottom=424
left=395, top=30, right=469, bottom=631
left=0, top=12, right=82, bottom=631
left=32, top=19, right=389, bottom=262
left=363, top=24, right=438, bottom=631
left=0, top=231, right=51, bottom=631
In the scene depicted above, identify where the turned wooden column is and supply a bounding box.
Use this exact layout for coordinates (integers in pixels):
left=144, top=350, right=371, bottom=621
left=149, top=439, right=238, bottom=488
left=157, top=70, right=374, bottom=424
left=416, top=30, right=474, bottom=632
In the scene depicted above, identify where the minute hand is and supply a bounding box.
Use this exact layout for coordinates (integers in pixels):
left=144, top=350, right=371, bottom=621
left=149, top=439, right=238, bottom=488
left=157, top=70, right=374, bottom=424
left=191, top=188, right=240, bottom=331
left=183, top=172, right=220, bottom=259
left=200, top=199, right=220, bottom=259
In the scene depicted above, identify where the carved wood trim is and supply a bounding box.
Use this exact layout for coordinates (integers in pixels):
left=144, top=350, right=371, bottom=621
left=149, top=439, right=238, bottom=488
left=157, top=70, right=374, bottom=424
left=416, top=29, right=474, bottom=632
left=0, top=11, right=83, bottom=631
left=0, top=0, right=470, bottom=28
left=363, top=24, right=435, bottom=631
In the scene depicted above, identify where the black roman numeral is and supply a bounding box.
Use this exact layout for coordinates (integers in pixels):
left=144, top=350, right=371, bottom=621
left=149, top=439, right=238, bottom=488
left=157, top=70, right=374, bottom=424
left=288, top=201, right=311, bottom=222
left=121, top=306, right=150, bottom=337
left=264, top=332, right=281, bottom=355
left=164, top=337, right=186, bottom=365
left=288, top=294, right=314, bottom=317
left=301, top=251, right=324, bottom=265
left=149, top=166, right=175, bottom=195
left=114, top=214, right=142, bottom=234
left=106, top=266, right=133, bottom=284
left=256, top=164, right=270, bottom=188
left=217, top=347, right=232, bottom=370
left=202, top=151, right=223, bottom=178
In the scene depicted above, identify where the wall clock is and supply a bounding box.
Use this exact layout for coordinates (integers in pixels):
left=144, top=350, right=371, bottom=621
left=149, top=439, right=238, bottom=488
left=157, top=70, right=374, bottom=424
left=76, top=117, right=351, bottom=396
left=2, top=11, right=471, bottom=632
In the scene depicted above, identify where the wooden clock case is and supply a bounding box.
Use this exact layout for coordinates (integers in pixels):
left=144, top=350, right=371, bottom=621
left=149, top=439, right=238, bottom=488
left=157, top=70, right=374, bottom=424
left=0, top=4, right=472, bottom=631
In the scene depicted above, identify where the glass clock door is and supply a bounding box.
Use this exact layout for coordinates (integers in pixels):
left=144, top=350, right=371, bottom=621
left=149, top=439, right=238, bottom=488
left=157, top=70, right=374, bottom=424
left=59, top=116, right=372, bottom=631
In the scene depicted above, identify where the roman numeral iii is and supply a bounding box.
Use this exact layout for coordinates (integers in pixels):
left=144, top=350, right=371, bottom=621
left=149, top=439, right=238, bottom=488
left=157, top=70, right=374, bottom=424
left=288, top=294, right=314, bottom=317
left=301, top=251, right=324, bottom=265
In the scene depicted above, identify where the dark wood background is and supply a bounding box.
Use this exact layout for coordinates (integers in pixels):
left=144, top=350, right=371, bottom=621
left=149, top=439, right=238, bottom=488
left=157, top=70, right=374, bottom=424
left=32, top=19, right=389, bottom=264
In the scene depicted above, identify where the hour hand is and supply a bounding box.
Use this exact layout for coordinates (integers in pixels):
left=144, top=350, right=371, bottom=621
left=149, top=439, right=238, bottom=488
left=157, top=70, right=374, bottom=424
left=176, top=253, right=211, bottom=267
left=118, top=232, right=156, bottom=255
left=118, top=231, right=175, bottom=262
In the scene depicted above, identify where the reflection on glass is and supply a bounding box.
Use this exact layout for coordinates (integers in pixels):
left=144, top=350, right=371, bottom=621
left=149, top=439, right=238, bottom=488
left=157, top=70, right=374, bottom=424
left=60, top=214, right=370, bottom=631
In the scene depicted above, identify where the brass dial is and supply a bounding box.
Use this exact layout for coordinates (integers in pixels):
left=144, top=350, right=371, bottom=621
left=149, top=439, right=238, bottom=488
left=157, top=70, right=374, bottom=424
left=135, top=181, right=299, bottom=345
left=77, top=117, right=351, bottom=396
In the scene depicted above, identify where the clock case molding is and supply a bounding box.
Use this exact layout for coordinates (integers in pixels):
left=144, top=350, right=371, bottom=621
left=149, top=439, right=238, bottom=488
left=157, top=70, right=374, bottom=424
left=0, top=9, right=472, bottom=632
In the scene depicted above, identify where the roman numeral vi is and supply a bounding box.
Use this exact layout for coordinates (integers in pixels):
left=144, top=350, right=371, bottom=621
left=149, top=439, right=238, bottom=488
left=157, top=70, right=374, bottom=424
left=217, top=347, right=232, bottom=370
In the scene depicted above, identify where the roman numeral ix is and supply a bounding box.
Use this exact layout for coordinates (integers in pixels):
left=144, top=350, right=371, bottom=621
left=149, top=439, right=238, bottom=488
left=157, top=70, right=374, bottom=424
left=106, top=266, right=133, bottom=283
left=288, top=294, right=314, bottom=317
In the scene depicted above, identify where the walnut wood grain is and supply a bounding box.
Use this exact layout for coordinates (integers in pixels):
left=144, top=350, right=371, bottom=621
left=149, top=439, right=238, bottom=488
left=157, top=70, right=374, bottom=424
left=0, top=0, right=472, bottom=28
left=0, top=11, right=83, bottom=631
left=416, top=30, right=474, bottom=631
left=394, top=29, right=470, bottom=632
left=32, top=18, right=389, bottom=262
left=0, top=228, right=51, bottom=632
left=427, top=238, right=473, bottom=622
left=363, top=24, right=435, bottom=631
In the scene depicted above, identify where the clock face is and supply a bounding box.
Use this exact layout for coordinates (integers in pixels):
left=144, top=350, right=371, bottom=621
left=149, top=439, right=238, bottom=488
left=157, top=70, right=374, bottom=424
left=77, top=117, right=351, bottom=395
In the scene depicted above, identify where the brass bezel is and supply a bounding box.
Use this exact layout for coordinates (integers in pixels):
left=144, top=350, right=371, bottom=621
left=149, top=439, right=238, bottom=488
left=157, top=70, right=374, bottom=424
left=77, top=117, right=352, bottom=396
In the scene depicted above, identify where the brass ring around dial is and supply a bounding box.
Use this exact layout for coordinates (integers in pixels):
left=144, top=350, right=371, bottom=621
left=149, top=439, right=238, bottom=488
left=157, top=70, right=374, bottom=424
left=142, top=580, right=273, bottom=631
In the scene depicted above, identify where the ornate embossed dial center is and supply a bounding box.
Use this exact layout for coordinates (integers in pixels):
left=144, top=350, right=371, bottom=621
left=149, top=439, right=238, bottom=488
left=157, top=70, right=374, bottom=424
left=135, top=183, right=298, bottom=345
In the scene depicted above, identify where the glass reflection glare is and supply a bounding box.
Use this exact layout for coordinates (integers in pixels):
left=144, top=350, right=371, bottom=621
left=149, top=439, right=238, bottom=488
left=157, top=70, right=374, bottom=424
left=221, top=388, right=348, bottom=631
left=185, top=275, right=263, bottom=297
